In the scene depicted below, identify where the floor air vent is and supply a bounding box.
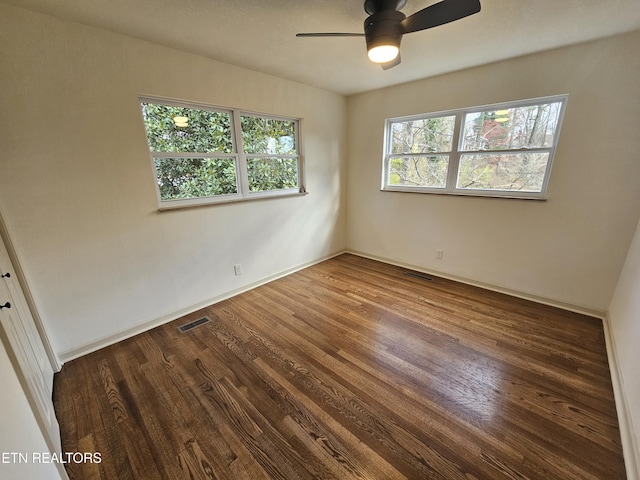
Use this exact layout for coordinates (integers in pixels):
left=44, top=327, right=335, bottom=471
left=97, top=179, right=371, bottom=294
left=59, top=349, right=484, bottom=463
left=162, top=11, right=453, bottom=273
left=403, top=271, right=433, bottom=282
left=178, top=316, right=211, bottom=333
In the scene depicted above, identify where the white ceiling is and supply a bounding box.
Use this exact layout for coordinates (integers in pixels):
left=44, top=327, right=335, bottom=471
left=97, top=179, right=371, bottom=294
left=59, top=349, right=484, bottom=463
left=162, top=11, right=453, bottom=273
left=6, top=0, right=640, bottom=95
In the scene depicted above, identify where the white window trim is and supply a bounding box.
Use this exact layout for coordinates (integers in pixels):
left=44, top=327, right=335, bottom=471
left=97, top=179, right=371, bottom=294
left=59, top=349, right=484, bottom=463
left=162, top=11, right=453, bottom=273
left=381, top=94, right=568, bottom=200
left=139, top=96, right=306, bottom=210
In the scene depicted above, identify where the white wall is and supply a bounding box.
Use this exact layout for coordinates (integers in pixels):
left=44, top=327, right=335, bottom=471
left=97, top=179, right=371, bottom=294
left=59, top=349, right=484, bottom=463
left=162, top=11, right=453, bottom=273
left=0, top=340, right=63, bottom=480
left=346, top=31, right=640, bottom=312
left=0, top=4, right=347, bottom=358
left=0, top=2, right=638, bottom=474
left=609, top=217, right=640, bottom=478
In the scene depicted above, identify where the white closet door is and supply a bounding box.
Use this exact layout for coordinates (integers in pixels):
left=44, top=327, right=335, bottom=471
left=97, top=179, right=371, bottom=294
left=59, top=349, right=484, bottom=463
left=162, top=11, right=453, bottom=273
left=0, top=237, right=61, bottom=454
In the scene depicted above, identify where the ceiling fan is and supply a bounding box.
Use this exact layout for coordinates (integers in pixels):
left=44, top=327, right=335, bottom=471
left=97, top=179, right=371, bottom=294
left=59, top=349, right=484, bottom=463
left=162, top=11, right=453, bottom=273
left=296, top=0, right=481, bottom=70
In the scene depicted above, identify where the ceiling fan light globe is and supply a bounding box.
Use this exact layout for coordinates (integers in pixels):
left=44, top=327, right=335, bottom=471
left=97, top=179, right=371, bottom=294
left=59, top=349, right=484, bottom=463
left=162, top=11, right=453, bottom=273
left=368, top=44, right=399, bottom=63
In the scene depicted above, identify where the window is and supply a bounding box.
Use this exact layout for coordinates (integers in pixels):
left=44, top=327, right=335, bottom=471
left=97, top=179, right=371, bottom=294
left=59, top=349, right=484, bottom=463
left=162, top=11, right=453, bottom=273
left=382, top=95, right=567, bottom=199
left=140, top=97, right=303, bottom=208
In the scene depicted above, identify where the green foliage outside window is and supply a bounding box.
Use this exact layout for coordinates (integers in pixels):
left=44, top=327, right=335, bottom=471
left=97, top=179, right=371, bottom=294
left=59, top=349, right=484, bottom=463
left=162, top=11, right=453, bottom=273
left=241, top=115, right=298, bottom=192
left=141, top=103, right=233, bottom=153
left=241, top=116, right=296, bottom=155
left=141, top=101, right=300, bottom=202
left=153, top=158, right=238, bottom=200
left=248, top=158, right=298, bottom=192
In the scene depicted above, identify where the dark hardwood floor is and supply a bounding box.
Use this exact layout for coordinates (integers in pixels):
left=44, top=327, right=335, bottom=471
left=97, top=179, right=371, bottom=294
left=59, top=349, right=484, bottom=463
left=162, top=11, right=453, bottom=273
left=53, top=254, right=626, bottom=479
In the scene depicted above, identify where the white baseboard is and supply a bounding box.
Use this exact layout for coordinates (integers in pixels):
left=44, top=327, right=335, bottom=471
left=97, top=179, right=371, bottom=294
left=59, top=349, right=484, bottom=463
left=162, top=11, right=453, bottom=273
left=603, top=313, right=640, bottom=480
left=58, top=250, right=346, bottom=363
left=58, top=249, right=604, bottom=363
left=347, top=250, right=638, bottom=477
left=346, top=250, right=607, bottom=319
left=58, top=249, right=638, bottom=476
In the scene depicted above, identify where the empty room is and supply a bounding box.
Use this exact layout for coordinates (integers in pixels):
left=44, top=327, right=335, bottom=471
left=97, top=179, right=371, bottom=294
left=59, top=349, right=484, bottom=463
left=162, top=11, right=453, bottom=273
left=1, top=0, right=639, bottom=479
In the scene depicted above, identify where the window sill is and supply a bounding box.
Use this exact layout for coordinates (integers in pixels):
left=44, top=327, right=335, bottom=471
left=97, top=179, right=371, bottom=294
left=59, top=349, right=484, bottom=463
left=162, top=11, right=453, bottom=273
left=157, top=190, right=309, bottom=212
left=381, top=187, right=547, bottom=201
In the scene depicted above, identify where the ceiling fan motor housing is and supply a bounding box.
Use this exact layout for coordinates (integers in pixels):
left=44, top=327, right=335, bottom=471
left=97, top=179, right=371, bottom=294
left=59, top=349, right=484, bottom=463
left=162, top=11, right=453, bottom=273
left=364, top=0, right=407, bottom=15
left=364, top=10, right=406, bottom=53
left=296, top=0, right=482, bottom=69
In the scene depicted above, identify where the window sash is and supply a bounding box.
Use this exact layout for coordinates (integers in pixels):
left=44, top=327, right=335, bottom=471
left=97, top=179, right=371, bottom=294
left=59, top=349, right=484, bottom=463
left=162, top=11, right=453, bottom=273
left=386, top=154, right=450, bottom=189
left=382, top=95, right=567, bottom=199
left=150, top=153, right=241, bottom=203
left=245, top=154, right=300, bottom=195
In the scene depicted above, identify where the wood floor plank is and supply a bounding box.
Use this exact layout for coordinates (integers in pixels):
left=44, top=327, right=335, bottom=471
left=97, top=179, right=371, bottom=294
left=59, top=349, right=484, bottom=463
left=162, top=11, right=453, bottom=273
left=53, top=254, right=627, bottom=479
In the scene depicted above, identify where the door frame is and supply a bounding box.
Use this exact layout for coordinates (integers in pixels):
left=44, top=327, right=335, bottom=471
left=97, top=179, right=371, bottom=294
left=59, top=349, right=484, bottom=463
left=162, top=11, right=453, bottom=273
left=0, top=203, right=60, bottom=372
left=0, top=202, right=67, bottom=479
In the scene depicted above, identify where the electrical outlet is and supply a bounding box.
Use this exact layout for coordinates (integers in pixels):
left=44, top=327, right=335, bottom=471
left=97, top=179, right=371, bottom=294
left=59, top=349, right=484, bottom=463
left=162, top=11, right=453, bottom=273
left=234, top=264, right=243, bottom=276
left=436, top=249, right=444, bottom=260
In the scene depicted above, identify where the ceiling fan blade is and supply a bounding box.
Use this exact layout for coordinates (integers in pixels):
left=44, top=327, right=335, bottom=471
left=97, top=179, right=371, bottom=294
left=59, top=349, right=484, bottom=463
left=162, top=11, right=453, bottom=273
left=401, top=0, right=481, bottom=34
left=296, top=33, right=365, bottom=37
left=381, top=54, right=401, bottom=70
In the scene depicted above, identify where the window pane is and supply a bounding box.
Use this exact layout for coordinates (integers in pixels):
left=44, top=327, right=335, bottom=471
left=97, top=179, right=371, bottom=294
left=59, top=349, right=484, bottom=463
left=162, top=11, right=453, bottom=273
left=141, top=103, right=233, bottom=153
left=154, top=158, right=238, bottom=200
left=390, top=116, right=455, bottom=154
left=457, top=153, right=549, bottom=192
left=461, top=102, right=562, bottom=151
left=247, top=158, right=298, bottom=192
left=241, top=116, right=296, bottom=155
left=388, top=155, right=449, bottom=188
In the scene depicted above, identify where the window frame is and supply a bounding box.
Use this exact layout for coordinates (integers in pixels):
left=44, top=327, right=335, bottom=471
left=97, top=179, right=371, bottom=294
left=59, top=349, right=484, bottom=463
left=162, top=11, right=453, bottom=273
left=381, top=94, right=568, bottom=199
left=139, top=96, right=305, bottom=210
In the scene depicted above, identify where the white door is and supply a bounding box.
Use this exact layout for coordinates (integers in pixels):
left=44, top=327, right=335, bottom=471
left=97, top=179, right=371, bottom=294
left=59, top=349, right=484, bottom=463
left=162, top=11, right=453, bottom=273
left=0, top=237, right=61, bottom=453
